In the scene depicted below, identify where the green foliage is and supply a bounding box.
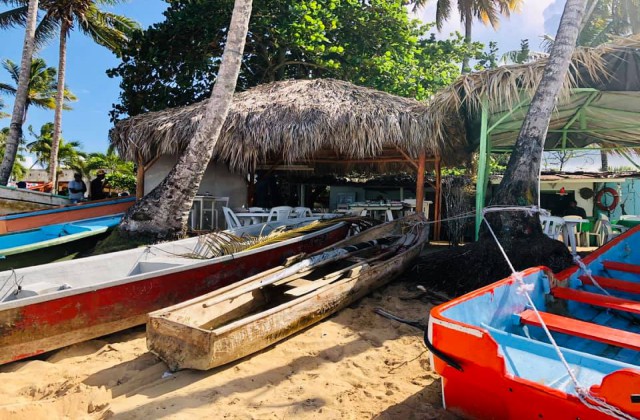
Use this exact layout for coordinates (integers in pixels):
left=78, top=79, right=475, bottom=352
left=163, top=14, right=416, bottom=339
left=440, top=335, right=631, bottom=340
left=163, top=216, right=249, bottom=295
left=108, top=0, right=479, bottom=119
left=104, top=171, right=135, bottom=194
left=26, top=122, right=86, bottom=172
left=475, top=41, right=500, bottom=69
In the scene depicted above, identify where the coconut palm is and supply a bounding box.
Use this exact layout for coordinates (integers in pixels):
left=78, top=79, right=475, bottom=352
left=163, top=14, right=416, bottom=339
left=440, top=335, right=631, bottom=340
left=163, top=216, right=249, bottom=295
left=0, top=0, right=39, bottom=185
left=0, top=57, right=76, bottom=123
left=492, top=0, right=588, bottom=240
left=0, top=99, right=8, bottom=118
left=412, top=0, right=524, bottom=72
left=26, top=122, right=86, bottom=173
left=0, top=127, right=27, bottom=179
left=119, top=0, right=253, bottom=240
left=85, top=148, right=134, bottom=176
left=34, top=0, right=139, bottom=189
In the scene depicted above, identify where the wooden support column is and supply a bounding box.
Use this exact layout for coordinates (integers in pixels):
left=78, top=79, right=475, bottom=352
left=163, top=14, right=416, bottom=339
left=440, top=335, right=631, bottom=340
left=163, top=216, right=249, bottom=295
left=416, top=151, right=426, bottom=213
left=136, top=152, right=145, bottom=199
left=247, top=169, right=256, bottom=207
left=434, top=154, right=442, bottom=240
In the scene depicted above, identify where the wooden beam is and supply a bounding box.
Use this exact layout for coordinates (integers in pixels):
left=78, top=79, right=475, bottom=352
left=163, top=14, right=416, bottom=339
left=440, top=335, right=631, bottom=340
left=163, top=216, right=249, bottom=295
left=247, top=169, right=255, bottom=206
left=434, top=154, right=442, bottom=240
left=136, top=153, right=145, bottom=200
left=394, top=146, right=419, bottom=170
left=416, top=151, right=426, bottom=213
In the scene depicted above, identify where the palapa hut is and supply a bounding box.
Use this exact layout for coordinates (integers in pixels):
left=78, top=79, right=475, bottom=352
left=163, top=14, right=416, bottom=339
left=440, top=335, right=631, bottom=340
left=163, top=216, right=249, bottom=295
left=111, top=78, right=464, bottom=235
left=426, top=35, right=640, bottom=235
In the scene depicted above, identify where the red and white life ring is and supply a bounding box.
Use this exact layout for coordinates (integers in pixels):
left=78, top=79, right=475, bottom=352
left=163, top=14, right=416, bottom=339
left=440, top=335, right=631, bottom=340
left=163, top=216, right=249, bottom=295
left=595, top=187, right=619, bottom=212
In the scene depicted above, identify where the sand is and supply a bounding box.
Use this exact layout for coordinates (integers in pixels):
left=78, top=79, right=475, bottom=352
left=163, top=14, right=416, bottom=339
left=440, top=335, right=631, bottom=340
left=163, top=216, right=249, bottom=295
left=0, top=281, right=454, bottom=419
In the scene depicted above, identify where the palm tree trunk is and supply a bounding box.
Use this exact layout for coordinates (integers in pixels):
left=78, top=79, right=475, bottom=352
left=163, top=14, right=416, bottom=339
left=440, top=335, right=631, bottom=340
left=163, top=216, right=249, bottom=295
left=491, top=0, right=587, bottom=240
left=119, top=0, right=253, bottom=240
left=49, top=22, right=69, bottom=192
left=0, top=0, right=39, bottom=185
left=600, top=149, right=609, bottom=171
left=461, top=6, right=473, bottom=74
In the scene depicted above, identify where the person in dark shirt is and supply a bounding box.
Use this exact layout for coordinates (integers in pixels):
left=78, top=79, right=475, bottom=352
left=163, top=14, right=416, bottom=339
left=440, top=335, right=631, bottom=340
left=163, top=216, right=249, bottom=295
left=564, top=200, right=587, bottom=218
left=90, top=169, right=108, bottom=200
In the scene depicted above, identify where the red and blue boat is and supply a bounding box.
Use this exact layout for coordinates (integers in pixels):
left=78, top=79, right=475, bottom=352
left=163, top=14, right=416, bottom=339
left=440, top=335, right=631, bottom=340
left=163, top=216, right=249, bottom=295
left=430, top=226, right=640, bottom=419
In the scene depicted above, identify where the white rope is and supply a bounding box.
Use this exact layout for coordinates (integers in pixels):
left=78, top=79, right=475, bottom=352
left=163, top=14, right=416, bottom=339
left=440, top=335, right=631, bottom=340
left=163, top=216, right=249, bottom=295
left=573, top=255, right=611, bottom=296
left=482, top=210, right=636, bottom=420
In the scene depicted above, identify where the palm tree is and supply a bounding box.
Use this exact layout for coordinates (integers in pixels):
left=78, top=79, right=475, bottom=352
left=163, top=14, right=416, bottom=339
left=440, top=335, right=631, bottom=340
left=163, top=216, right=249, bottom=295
left=0, top=0, right=39, bottom=185
left=85, top=148, right=134, bottom=176
left=26, top=122, right=86, bottom=174
left=119, top=0, right=253, bottom=240
left=0, top=57, right=76, bottom=123
left=35, top=0, right=139, bottom=190
left=0, top=127, right=27, bottom=180
left=492, top=0, right=587, bottom=240
left=0, top=99, right=8, bottom=118
left=412, top=0, right=524, bottom=72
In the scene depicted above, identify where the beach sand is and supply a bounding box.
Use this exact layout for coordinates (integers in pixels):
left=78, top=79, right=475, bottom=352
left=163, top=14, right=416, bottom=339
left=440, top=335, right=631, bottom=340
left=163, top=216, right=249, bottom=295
left=0, top=280, right=454, bottom=419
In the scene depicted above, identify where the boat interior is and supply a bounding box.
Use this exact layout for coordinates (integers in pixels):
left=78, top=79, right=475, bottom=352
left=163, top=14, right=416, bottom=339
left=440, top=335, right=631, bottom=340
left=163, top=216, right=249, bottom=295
left=0, top=217, right=340, bottom=305
left=153, top=217, right=422, bottom=335
left=439, top=230, right=640, bottom=395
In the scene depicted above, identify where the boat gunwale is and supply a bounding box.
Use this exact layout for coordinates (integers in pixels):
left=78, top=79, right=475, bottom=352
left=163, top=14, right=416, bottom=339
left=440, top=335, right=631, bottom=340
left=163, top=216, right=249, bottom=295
left=0, top=196, right=135, bottom=221
left=0, top=220, right=348, bottom=311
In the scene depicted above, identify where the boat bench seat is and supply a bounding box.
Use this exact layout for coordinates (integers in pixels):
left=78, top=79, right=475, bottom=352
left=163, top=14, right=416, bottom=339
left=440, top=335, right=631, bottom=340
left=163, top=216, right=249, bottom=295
left=3, top=281, right=71, bottom=301
left=603, top=261, right=640, bottom=275
left=519, top=309, right=640, bottom=352
left=551, top=287, right=640, bottom=314
left=579, top=275, right=640, bottom=295
left=129, top=257, right=193, bottom=275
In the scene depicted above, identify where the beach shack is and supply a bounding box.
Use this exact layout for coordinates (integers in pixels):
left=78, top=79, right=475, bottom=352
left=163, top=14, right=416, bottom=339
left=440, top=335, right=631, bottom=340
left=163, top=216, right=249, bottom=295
left=111, top=79, right=463, bottom=235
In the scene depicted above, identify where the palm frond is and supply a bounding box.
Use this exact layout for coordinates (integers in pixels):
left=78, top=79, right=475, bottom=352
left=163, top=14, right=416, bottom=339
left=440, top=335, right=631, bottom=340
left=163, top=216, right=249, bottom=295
left=77, top=7, right=140, bottom=54
left=0, top=5, right=27, bottom=29
left=435, top=0, right=452, bottom=31
left=34, top=15, right=59, bottom=50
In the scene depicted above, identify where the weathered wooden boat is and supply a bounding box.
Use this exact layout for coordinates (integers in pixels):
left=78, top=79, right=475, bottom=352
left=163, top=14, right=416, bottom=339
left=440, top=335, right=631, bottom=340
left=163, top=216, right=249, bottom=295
left=0, top=217, right=351, bottom=365
left=0, top=214, right=126, bottom=270
left=0, top=196, right=135, bottom=234
left=0, top=185, right=71, bottom=215
left=147, top=213, right=428, bottom=371
left=429, top=226, right=640, bottom=419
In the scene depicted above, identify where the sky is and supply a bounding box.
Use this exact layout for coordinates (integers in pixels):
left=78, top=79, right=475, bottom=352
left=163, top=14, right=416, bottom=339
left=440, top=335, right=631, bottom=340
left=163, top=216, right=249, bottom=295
left=0, top=0, right=631, bottom=171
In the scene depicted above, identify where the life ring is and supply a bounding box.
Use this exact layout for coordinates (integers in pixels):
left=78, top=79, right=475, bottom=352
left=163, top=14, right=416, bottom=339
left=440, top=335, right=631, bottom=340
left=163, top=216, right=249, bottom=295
left=595, top=187, right=619, bottom=212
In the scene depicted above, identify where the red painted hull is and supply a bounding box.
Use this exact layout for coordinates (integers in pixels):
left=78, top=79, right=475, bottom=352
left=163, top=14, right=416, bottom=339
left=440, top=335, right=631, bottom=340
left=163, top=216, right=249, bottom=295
left=430, top=227, right=640, bottom=419
left=0, top=197, right=135, bottom=234
left=0, top=223, right=349, bottom=365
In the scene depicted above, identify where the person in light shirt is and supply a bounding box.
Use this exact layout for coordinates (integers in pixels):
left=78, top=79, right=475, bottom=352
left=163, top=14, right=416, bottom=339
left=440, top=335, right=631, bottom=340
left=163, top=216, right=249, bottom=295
left=68, top=173, right=87, bottom=203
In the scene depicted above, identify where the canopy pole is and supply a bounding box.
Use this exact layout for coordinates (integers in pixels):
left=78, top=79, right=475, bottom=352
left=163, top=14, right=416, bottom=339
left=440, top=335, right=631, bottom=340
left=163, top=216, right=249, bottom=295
left=247, top=169, right=255, bottom=207
left=416, top=151, right=426, bottom=214
left=434, top=154, right=442, bottom=240
left=136, top=152, right=145, bottom=199
left=475, top=97, right=490, bottom=240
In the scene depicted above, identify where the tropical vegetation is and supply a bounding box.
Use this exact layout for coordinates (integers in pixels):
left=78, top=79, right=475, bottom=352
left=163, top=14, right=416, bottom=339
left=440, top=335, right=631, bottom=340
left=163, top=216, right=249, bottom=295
left=26, top=122, right=86, bottom=173
left=0, top=127, right=26, bottom=179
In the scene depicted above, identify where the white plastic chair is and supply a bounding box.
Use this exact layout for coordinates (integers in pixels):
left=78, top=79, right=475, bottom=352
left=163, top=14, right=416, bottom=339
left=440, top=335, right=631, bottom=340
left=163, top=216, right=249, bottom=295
left=292, top=207, right=312, bottom=218
left=540, top=216, right=565, bottom=241
left=248, top=207, right=266, bottom=213
left=222, top=206, right=241, bottom=229
left=599, top=214, right=628, bottom=243
left=267, top=206, right=293, bottom=222
left=563, top=215, right=584, bottom=247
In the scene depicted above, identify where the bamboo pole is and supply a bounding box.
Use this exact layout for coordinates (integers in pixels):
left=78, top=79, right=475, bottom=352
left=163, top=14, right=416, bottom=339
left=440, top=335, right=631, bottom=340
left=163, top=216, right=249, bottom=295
left=136, top=152, right=145, bottom=199
left=416, top=151, right=426, bottom=213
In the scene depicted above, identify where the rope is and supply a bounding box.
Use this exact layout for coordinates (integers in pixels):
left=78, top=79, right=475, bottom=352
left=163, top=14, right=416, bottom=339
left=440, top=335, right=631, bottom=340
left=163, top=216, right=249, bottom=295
left=481, top=207, right=636, bottom=420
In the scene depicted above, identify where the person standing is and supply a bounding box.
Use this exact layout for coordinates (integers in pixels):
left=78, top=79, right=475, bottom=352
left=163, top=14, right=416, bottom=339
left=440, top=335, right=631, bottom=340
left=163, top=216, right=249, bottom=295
left=90, top=169, right=108, bottom=201
left=68, top=173, right=87, bottom=203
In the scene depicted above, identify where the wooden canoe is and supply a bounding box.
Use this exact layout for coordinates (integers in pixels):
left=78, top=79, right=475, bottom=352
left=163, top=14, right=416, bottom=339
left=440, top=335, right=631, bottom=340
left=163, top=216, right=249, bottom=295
left=0, top=217, right=351, bottom=365
left=0, top=185, right=71, bottom=215
left=147, top=213, right=428, bottom=371
left=0, top=196, right=135, bottom=234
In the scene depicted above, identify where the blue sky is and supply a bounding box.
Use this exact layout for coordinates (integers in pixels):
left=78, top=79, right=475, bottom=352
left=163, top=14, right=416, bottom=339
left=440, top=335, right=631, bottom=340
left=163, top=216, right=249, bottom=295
left=3, top=0, right=629, bottom=171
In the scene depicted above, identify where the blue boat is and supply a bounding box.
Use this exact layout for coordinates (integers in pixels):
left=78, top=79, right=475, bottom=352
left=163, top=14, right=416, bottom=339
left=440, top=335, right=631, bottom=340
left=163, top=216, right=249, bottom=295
left=0, top=214, right=123, bottom=270
left=430, top=226, right=640, bottom=419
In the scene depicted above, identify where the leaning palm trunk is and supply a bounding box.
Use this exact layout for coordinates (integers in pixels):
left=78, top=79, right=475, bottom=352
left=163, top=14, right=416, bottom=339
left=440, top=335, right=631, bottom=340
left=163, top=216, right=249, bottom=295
left=118, top=0, right=253, bottom=241
left=489, top=0, right=587, bottom=241
left=49, top=21, right=69, bottom=191
left=0, top=0, right=39, bottom=185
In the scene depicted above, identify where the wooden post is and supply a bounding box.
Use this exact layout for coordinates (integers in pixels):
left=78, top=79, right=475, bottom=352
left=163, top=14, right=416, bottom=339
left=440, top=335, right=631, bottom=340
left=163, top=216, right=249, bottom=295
left=247, top=169, right=255, bottom=206
left=434, top=154, right=442, bottom=240
left=416, top=151, right=426, bottom=213
left=136, top=153, right=145, bottom=199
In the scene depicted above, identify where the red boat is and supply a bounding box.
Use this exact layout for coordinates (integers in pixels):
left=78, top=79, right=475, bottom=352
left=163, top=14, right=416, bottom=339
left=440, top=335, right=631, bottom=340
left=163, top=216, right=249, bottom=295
left=0, top=217, right=351, bottom=365
left=0, top=196, right=135, bottom=234
left=429, top=226, right=640, bottom=419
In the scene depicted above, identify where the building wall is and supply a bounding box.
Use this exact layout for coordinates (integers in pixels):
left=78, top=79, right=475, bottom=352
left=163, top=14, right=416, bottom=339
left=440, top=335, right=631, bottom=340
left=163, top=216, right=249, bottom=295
left=145, top=156, right=247, bottom=208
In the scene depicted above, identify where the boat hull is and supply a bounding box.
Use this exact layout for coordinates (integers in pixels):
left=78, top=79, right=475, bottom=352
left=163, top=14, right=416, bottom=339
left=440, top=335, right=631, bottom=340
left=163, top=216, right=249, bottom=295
left=0, top=222, right=350, bottom=365
left=0, top=186, right=70, bottom=215
left=0, top=196, right=135, bottom=234
left=147, top=214, right=429, bottom=371
left=430, top=226, right=640, bottom=419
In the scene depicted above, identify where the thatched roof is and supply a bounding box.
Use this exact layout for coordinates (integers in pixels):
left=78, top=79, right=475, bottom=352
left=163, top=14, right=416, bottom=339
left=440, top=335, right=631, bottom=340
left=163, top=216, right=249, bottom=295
left=111, top=79, right=463, bottom=172
left=429, top=35, right=640, bottom=151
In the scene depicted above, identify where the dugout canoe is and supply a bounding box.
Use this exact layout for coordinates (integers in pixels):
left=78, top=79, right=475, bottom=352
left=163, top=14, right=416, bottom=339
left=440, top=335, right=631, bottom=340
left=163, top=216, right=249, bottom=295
left=147, top=213, right=428, bottom=371
left=0, top=217, right=351, bottom=365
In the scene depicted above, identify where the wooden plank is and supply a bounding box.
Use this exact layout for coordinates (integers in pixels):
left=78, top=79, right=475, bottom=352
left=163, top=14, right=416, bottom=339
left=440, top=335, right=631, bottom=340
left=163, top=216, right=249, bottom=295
left=284, top=279, right=315, bottom=288
left=579, top=275, right=640, bottom=295
left=551, top=287, right=640, bottom=315
left=519, top=309, right=640, bottom=351
left=603, top=261, right=640, bottom=275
